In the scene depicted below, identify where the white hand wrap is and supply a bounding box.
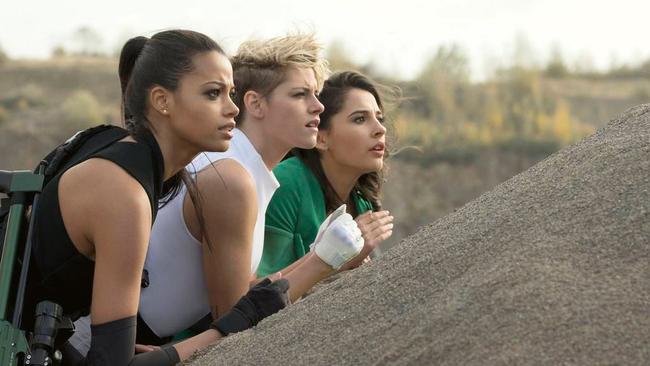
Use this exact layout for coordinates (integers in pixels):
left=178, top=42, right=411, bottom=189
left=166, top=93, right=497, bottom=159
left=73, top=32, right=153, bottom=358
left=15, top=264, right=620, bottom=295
left=311, top=205, right=364, bottom=269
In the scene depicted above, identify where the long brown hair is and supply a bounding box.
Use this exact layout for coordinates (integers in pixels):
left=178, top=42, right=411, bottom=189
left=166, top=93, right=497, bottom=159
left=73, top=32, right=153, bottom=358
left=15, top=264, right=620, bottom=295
left=292, top=71, right=388, bottom=215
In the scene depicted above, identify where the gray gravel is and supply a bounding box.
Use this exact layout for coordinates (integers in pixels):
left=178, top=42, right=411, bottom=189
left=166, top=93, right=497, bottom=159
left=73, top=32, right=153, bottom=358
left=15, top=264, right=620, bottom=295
left=186, top=104, right=650, bottom=366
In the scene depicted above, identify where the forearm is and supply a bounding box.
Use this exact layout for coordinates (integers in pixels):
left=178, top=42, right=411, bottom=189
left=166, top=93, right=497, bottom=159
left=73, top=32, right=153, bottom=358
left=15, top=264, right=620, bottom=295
left=173, top=275, right=292, bottom=360
left=202, top=228, right=254, bottom=319
left=172, top=328, right=222, bottom=360
left=278, top=252, right=314, bottom=277
left=70, top=316, right=179, bottom=366
left=282, top=253, right=333, bottom=302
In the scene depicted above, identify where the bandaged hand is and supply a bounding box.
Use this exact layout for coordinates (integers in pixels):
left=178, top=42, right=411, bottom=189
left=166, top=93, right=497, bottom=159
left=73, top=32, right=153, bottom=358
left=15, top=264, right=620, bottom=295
left=340, top=210, right=393, bottom=270
left=310, top=204, right=364, bottom=269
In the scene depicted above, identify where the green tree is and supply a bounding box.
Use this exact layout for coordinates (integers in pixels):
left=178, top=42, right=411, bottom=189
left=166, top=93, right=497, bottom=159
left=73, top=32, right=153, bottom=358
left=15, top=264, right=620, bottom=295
left=51, top=45, right=67, bottom=58
left=495, top=67, right=544, bottom=139
left=420, top=44, right=470, bottom=82
left=415, top=44, right=471, bottom=127
left=545, top=45, right=568, bottom=78
left=72, top=26, right=105, bottom=56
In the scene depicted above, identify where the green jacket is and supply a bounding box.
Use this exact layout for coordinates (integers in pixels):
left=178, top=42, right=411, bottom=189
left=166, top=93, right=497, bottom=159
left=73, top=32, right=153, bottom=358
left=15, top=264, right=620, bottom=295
left=258, top=157, right=373, bottom=277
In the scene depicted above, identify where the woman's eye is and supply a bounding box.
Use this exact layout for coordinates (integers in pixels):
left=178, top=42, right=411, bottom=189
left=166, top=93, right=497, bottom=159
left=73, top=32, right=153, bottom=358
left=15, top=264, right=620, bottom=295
left=229, top=89, right=237, bottom=99
left=206, top=89, right=221, bottom=99
left=354, top=116, right=366, bottom=123
left=377, top=116, right=386, bottom=124
left=293, top=92, right=306, bottom=98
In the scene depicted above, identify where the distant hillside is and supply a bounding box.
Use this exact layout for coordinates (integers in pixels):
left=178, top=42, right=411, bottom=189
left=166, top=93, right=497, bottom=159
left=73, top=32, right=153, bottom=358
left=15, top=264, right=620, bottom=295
left=0, top=58, right=120, bottom=169
left=0, top=58, right=119, bottom=103
left=542, top=77, right=650, bottom=127
left=1, top=57, right=645, bottom=169
left=0, top=58, right=647, bottom=249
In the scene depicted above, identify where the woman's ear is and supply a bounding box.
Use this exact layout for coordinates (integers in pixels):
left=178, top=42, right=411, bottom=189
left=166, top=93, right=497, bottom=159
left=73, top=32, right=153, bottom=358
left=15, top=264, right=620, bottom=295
left=316, top=130, right=329, bottom=151
left=150, top=85, right=171, bottom=116
left=243, top=90, right=265, bottom=119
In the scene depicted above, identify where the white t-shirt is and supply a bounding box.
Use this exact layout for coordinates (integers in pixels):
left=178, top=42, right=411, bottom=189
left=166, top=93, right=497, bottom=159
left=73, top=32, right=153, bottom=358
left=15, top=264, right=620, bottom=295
left=138, top=128, right=279, bottom=337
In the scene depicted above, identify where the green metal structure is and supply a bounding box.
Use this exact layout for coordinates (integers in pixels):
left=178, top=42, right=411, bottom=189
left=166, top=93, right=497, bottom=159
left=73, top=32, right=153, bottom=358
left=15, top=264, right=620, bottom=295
left=0, top=169, right=44, bottom=365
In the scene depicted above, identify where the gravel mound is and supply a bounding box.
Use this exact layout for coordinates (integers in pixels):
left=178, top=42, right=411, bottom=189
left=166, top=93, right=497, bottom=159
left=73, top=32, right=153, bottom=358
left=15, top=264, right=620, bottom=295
left=186, top=104, right=650, bottom=366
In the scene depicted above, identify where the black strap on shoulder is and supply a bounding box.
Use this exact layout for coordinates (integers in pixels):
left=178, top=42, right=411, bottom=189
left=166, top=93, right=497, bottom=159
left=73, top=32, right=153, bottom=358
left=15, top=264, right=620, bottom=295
left=38, top=124, right=129, bottom=185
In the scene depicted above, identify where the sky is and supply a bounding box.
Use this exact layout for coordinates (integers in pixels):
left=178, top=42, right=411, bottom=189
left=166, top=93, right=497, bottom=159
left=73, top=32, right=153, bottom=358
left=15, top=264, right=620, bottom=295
left=1, top=0, right=649, bottom=80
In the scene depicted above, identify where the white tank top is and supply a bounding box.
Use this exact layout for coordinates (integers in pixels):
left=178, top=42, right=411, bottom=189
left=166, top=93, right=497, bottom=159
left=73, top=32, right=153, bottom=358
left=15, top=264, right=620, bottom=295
left=138, top=129, right=279, bottom=337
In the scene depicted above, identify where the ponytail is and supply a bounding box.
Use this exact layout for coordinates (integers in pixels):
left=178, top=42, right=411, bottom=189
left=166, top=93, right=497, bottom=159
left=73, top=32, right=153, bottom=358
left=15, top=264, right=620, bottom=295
left=118, top=36, right=148, bottom=124
left=116, top=29, right=226, bottom=250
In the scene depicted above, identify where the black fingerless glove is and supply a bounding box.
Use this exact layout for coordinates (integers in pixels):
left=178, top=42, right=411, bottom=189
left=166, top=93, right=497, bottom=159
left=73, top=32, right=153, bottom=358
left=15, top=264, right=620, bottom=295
left=211, top=278, right=290, bottom=336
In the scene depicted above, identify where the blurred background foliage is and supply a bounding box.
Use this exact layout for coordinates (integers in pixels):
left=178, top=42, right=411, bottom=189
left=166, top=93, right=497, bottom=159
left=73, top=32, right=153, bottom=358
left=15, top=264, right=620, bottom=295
left=1, top=29, right=648, bottom=249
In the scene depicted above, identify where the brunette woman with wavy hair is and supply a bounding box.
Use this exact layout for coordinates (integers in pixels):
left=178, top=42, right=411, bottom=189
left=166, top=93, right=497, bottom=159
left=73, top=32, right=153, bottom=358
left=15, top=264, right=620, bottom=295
left=260, top=70, right=394, bottom=277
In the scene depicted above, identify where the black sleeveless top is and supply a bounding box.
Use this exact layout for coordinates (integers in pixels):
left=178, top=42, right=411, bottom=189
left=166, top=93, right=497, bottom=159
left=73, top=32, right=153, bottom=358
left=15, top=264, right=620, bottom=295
left=26, top=128, right=164, bottom=322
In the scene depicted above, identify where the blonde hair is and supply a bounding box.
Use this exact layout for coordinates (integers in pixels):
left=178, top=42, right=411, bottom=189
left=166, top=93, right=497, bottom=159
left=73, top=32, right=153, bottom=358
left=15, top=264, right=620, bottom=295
left=231, top=33, right=330, bottom=122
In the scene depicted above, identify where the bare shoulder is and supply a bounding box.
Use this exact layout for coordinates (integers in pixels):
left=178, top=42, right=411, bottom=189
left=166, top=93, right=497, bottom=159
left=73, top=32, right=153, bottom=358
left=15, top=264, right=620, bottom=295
left=195, top=159, right=257, bottom=206
left=195, top=159, right=257, bottom=201
left=59, top=158, right=151, bottom=253
left=61, top=157, right=150, bottom=211
left=184, top=159, right=258, bottom=239
left=65, top=155, right=154, bottom=324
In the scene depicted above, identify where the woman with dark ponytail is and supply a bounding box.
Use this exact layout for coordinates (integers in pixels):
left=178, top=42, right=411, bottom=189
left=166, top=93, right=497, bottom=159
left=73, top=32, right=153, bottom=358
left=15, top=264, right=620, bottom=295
left=259, top=71, right=395, bottom=276
left=25, top=29, right=290, bottom=365
left=137, top=33, right=368, bottom=345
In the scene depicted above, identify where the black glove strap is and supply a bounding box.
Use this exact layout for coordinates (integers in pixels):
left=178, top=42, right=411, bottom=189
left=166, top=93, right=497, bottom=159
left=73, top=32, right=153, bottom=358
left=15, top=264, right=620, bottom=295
left=211, top=301, right=256, bottom=336
left=211, top=278, right=290, bottom=337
